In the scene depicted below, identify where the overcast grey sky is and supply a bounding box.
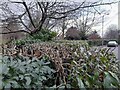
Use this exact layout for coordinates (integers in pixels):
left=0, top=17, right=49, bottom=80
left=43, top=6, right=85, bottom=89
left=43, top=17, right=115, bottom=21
left=92, top=2, right=118, bottom=36
left=0, top=0, right=119, bottom=36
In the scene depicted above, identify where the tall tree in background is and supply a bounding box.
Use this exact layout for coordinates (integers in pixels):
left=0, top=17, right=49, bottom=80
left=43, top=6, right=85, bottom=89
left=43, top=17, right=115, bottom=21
left=73, top=5, right=105, bottom=40
left=104, top=24, right=118, bottom=39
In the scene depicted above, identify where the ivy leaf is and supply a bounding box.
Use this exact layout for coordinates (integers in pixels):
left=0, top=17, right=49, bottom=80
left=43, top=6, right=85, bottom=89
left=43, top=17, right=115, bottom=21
left=19, top=67, right=25, bottom=73
left=19, top=75, right=24, bottom=80
left=10, top=81, right=19, bottom=88
left=41, top=76, right=46, bottom=80
left=25, top=77, right=31, bottom=86
left=5, top=82, right=11, bottom=88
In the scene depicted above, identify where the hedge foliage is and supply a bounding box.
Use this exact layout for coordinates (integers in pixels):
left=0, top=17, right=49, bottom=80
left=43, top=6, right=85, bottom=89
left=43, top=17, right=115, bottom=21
left=1, top=41, right=120, bottom=89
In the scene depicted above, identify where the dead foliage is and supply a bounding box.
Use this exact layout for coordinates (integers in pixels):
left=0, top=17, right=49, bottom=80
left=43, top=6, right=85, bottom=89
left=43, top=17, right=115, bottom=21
left=1, top=41, right=88, bottom=84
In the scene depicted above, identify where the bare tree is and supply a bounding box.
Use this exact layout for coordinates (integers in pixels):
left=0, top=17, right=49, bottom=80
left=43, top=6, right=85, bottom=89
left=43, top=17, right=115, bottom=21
left=73, top=3, right=106, bottom=40
left=0, top=0, right=117, bottom=36
left=104, top=24, right=118, bottom=39
left=54, top=1, right=114, bottom=39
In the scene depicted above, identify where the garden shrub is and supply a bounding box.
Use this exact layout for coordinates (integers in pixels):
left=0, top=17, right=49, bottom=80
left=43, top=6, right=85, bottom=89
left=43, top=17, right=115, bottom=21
left=88, top=40, right=102, bottom=46
left=0, top=55, right=56, bottom=89
left=11, top=28, right=57, bottom=46
left=88, top=40, right=109, bottom=46
left=1, top=41, right=120, bottom=89
left=30, top=28, right=57, bottom=41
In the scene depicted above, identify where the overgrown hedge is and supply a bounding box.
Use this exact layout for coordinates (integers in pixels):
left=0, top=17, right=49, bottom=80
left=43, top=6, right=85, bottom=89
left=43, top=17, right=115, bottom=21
left=1, top=41, right=120, bottom=89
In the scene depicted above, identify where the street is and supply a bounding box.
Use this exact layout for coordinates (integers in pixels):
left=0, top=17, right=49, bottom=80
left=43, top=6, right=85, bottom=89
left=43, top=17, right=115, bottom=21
left=116, top=45, right=120, bottom=60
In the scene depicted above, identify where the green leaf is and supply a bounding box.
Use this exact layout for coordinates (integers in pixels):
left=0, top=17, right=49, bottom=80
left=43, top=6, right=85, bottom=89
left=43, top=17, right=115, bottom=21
left=41, top=76, right=46, bottom=80
left=0, top=55, right=2, bottom=60
left=86, top=74, right=95, bottom=87
left=12, top=76, right=19, bottom=81
left=25, top=77, right=31, bottom=86
left=104, top=72, right=112, bottom=88
left=108, top=71, right=120, bottom=83
left=77, top=76, right=86, bottom=89
left=72, top=60, right=78, bottom=65
left=5, top=83, right=11, bottom=88
left=19, top=75, right=24, bottom=80
left=58, top=85, right=65, bottom=90
left=2, top=64, right=9, bottom=74
left=0, top=76, right=2, bottom=89
left=10, top=81, right=19, bottom=88
left=103, top=72, right=119, bottom=88
left=19, top=67, right=25, bottom=73
left=0, top=62, right=2, bottom=74
left=66, top=84, right=71, bottom=88
left=100, top=56, right=108, bottom=63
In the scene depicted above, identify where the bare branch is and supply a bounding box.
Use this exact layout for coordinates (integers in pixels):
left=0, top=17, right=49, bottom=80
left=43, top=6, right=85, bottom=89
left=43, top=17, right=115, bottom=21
left=48, top=2, right=57, bottom=8
left=53, top=1, right=117, bottom=15
left=3, top=27, right=12, bottom=31
left=80, top=1, right=117, bottom=8
left=37, top=2, right=44, bottom=13
left=53, top=1, right=86, bottom=15
left=19, top=17, right=32, bottom=31
left=49, top=15, right=67, bottom=19
left=22, top=2, right=36, bottom=29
